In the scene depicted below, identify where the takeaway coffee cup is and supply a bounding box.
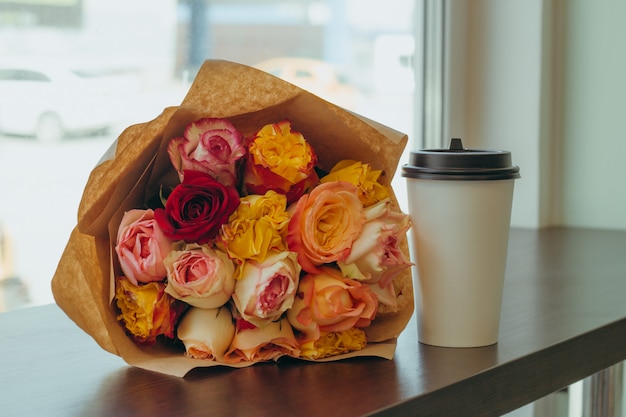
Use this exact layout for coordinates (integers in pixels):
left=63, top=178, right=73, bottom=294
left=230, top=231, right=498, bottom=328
left=401, top=138, right=520, bottom=347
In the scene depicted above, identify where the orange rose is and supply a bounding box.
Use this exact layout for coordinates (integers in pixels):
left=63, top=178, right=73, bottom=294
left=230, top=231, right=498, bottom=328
left=287, top=266, right=378, bottom=343
left=286, top=181, right=365, bottom=273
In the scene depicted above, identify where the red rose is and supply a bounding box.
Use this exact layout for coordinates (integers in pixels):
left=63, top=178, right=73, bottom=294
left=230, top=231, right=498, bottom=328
left=155, top=170, right=240, bottom=244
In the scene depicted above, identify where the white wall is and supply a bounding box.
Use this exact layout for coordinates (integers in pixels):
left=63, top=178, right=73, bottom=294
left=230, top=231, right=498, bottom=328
left=445, top=0, right=626, bottom=230
left=445, top=0, right=550, bottom=228
left=560, top=0, right=626, bottom=230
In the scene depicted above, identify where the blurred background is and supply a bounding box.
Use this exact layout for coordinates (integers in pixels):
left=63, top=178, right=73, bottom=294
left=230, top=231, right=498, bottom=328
left=0, top=0, right=418, bottom=311
left=2, top=0, right=626, bottom=312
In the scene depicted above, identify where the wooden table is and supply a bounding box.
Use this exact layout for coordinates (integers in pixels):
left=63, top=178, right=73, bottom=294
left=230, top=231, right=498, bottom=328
left=1, top=227, right=626, bottom=417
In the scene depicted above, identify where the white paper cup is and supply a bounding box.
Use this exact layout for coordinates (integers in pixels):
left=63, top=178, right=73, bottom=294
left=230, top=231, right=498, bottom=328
left=402, top=138, right=520, bottom=347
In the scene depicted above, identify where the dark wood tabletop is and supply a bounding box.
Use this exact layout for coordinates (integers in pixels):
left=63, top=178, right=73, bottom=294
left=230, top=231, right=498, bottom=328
left=1, top=227, right=626, bottom=417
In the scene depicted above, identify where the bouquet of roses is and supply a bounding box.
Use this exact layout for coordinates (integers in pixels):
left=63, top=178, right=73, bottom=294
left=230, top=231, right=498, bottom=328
left=52, top=60, right=414, bottom=377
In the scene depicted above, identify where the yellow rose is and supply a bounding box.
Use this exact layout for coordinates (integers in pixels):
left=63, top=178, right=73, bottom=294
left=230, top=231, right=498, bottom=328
left=250, top=121, right=314, bottom=183
left=115, top=276, right=185, bottom=345
left=219, top=190, right=290, bottom=267
left=320, top=159, right=389, bottom=206
left=299, top=329, right=367, bottom=360
left=243, top=120, right=319, bottom=204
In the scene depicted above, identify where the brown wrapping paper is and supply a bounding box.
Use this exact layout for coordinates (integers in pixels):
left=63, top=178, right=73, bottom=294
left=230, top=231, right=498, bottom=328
left=51, top=60, right=413, bottom=377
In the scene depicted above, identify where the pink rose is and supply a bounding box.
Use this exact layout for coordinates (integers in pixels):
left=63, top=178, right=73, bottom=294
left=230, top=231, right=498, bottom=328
left=287, top=181, right=365, bottom=273
left=223, top=317, right=300, bottom=363
left=163, top=242, right=235, bottom=309
left=338, top=199, right=412, bottom=307
left=168, top=118, right=246, bottom=186
left=287, top=266, right=378, bottom=343
left=115, top=209, right=173, bottom=285
left=232, top=251, right=301, bottom=327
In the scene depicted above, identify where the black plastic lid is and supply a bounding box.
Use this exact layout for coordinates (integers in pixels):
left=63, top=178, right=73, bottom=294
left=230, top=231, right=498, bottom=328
left=401, top=138, right=521, bottom=181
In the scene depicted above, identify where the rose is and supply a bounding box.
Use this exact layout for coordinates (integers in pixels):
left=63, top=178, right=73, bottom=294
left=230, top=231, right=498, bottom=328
left=223, top=317, right=300, bottom=363
left=232, top=251, right=301, bottom=327
left=287, top=181, right=366, bottom=273
left=115, top=209, right=173, bottom=285
left=218, top=190, right=290, bottom=266
left=154, top=170, right=240, bottom=244
left=243, top=120, right=319, bottom=204
left=337, top=198, right=412, bottom=308
left=176, top=306, right=235, bottom=361
left=115, top=276, right=186, bottom=345
left=163, top=242, right=235, bottom=309
left=320, top=159, right=389, bottom=207
left=299, top=328, right=367, bottom=360
left=287, top=266, right=378, bottom=344
left=168, top=118, right=246, bottom=186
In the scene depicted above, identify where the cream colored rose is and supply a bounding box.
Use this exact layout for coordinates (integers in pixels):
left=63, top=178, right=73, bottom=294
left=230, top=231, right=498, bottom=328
left=338, top=199, right=412, bottom=307
left=177, top=306, right=235, bottom=361
left=223, top=317, right=300, bottom=363
left=164, top=242, right=235, bottom=309
left=232, top=251, right=301, bottom=328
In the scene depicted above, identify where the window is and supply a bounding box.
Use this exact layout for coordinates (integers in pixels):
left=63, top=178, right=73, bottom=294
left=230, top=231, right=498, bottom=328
left=0, top=0, right=422, bottom=310
left=17, top=70, right=51, bottom=82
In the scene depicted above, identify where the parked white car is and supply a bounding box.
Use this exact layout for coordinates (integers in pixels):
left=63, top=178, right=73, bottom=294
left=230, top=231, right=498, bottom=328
left=0, top=61, right=138, bottom=143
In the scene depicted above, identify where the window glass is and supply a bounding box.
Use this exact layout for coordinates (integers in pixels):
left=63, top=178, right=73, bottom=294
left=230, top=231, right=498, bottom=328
left=0, top=0, right=419, bottom=310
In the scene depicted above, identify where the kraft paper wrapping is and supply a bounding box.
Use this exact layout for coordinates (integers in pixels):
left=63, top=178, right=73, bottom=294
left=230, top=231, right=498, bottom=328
left=51, top=60, right=413, bottom=377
